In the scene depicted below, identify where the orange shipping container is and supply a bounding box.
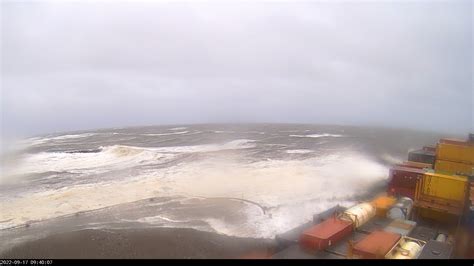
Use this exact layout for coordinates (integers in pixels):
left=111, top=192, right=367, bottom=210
left=351, top=230, right=401, bottom=259
left=299, top=217, right=353, bottom=252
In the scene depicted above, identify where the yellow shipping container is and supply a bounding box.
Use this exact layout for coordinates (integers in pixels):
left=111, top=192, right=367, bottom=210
left=371, top=195, right=397, bottom=217
left=420, top=172, right=468, bottom=202
left=436, top=143, right=474, bottom=165
left=435, top=159, right=474, bottom=176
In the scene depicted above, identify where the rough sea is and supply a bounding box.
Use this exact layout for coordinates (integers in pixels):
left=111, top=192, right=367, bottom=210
left=0, top=123, right=449, bottom=252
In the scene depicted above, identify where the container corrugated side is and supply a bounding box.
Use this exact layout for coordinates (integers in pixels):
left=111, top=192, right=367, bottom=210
left=420, top=172, right=468, bottom=201
left=325, top=231, right=366, bottom=257
left=439, top=138, right=474, bottom=146
left=299, top=218, right=353, bottom=252
left=389, top=166, right=425, bottom=188
left=408, top=149, right=435, bottom=165
left=351, top=230, right=401, bottom=259
left=434, top=159, right=474, bottom=176
left=436, top=142, right=474, bottom=165
left=415, top=172, right=468, bottom=215
left=396, top=161, right=432, bottom=170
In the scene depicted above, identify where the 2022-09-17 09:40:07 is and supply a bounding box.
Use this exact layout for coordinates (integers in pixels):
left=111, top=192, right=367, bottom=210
left=0, top=260, right=53, bottom=265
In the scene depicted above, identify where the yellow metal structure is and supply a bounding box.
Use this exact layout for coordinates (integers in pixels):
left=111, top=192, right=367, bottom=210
left=420, top=172, right=468, bottom=202
left=434, top=159, right=473, bottom=176
left=414, top=172, right=468, bottom=216
left=436, top=143, right=474, bottom=165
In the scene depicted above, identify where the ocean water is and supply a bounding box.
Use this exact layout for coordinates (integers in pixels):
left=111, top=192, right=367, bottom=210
left=0, top=124, right=446, bottom=251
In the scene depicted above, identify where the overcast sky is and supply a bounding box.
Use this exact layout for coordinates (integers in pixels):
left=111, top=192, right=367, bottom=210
left=1, top=0, right=473, bottom=139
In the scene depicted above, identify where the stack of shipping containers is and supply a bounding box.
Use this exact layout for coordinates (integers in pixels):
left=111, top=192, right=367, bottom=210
left=414, top=138, right=473, bottom=224
left=269, top=135, right=474, bottom=259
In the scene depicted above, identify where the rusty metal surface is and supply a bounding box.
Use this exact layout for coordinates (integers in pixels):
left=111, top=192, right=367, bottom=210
left=353, top=230, right=401, bottom=259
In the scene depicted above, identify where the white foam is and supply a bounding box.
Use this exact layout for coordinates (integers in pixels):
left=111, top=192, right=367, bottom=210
left=22, top=133, right=98, bottom=147
left=285, top=149, right=313, bottom=154
left=214, top=131, right=235, bottom=134
left=168, top=127, right=187, bottom=131
left=2, top=140, right=257, bottom=177
left=142, top=131, right=189, bottom=136
left=381, top=153, right=403, bottom=165
left=2, top=145, right=175, bottom=177
left=290, top=133, right=344, bottom=138
left=1, top=148, right=388, bottom=238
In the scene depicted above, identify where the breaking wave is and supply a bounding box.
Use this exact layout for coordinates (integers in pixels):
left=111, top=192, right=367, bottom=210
left=0, top=149, right=388, bottom=238
left=290, top=133, right=344, bottom=138
left=3, top=139, right=257, bottom=176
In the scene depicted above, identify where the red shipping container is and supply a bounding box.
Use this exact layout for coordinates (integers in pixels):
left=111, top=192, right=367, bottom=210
left=299, top=217, right=353, bottom=252
left=395, top=161, right=432, bottom=170
left=388, top=166, right=425, bottom=189
left=352, top=230, right=401, bottom=259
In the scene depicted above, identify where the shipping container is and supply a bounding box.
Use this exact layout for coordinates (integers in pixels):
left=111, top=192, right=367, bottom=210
left=408, top=149, right=435, bottom=165
left=276, top=205, right=347, bottom=252
left=271, top=245, right=344, bottom=259
left=436, top=142, right=474, bottom=165
left=417, top=240, right=453, bottom=259
left=275, top=221, right=314, bottom=252
left=299, top=217, right=353, bottom=252
left=383, top=219, right=417, bottom=236
left=389, top=166, right=425, bottom=189
left=423, top=146, right=437, bottom=152
left=435, top=160, right=473, bottom=176
left=371, top=196, right=396, bottom=217
left=356, top=216, right=393, bottom=234
left=408, top=226, right=438, bottom=242
left=325, top=232, right=367, bottom=257
left=439, top=138, right=474, bottom=146
left=396, top=161, right=432, bottom=170
left=351, top=230, right=401, bottom=259
left=385, top=236, right=426, bottom=259
left=415, top=172, right=468, bottom=216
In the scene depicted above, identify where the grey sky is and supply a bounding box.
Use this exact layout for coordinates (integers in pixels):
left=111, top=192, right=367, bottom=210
left=1, top=0, right=473, bottom=139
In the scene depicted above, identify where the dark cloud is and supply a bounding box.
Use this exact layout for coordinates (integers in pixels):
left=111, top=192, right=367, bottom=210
left=1, top=0, right=472, bottom=138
